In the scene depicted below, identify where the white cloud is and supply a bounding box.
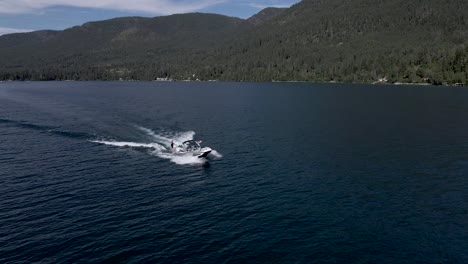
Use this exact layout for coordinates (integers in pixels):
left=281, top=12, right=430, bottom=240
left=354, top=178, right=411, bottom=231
left=248, top=3, right=291, bottom=9
left=0, top=27, right=33, bottom=36
left=0, top=0, right=226, bottom=15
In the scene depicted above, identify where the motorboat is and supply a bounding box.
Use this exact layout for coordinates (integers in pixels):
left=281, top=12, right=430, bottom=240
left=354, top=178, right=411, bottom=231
left=173, top=140, right=212, bottom=158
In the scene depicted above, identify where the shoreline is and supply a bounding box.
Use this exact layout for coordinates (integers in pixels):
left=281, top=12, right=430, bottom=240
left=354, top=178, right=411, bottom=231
left=0, top=79, right=465, bottom=87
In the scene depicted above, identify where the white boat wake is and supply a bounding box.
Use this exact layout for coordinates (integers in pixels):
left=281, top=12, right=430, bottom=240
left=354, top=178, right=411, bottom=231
left=91, top=126, right=222, bottom=165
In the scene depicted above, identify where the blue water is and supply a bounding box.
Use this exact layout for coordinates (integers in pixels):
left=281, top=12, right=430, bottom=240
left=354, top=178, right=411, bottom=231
left=1, top=81, right=468, bottom=263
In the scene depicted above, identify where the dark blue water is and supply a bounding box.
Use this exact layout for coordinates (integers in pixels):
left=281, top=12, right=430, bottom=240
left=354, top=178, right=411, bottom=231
left=1, top=81, right=468, bottom=263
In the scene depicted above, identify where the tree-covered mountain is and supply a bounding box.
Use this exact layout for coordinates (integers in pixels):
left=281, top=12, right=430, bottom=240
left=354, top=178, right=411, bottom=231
left=0, top=13, right=249, bottom=81
left=246, top=7, right=287, bottom=26
left=1, top=0, right=467, bottom=85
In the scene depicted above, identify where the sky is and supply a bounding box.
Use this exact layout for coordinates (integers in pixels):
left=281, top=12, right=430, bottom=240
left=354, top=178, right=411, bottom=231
left=0, top=0, right=300, bottom=35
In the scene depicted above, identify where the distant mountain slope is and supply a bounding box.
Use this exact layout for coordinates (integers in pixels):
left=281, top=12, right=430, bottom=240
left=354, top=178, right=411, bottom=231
left=247, top=7, right=287, bottom=26
left=0, top=0, right=467, bottom=85
left=0, top=13, right=249, bottom=80
left=211, top=0, right=468, bottom=84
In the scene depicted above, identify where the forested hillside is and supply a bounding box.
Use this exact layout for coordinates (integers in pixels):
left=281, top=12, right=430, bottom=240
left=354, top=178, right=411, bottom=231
left=0, top=13, right=248, bottom=81
left=1, top=0, right=467, bottom=85
left=208, top=0, right=468, bottom=84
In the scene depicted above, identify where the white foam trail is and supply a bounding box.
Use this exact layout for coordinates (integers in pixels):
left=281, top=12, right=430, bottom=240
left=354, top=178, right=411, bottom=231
left=155, top=151, right=207, bottom=165
left=135, top=125, right=195, bottom=147
left=91, top=140, right=166, bottom=150
left=136, top=126, right=171, bottom=146
left=173, top=131, right=196, bottom=143
left=92, top=126, right=221, bottom=166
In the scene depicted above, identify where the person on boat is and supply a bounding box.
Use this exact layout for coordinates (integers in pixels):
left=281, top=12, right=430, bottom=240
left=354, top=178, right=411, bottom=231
left=171, top=140, right=177, bottom=154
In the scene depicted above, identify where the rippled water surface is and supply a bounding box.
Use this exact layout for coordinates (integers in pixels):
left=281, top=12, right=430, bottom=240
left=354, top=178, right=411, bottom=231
left=1, top=81, right=468, bottom=263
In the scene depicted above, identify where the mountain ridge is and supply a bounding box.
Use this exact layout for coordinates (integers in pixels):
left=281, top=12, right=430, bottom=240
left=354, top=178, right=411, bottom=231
left=0, top=1, right=467, bottom=85
left=247, top=7, right=288, bottom=26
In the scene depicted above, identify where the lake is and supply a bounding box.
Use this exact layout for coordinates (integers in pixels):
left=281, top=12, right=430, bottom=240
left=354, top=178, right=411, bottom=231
left=1, top=81, right=467, bottom=263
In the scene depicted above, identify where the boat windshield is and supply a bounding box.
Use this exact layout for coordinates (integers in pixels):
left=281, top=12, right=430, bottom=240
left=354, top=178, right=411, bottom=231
left=182, top=140, right=201, bottom=151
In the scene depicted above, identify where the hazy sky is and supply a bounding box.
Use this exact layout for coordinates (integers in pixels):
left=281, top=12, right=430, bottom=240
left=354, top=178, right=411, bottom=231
left=0, top=0, right=300, bottom=35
